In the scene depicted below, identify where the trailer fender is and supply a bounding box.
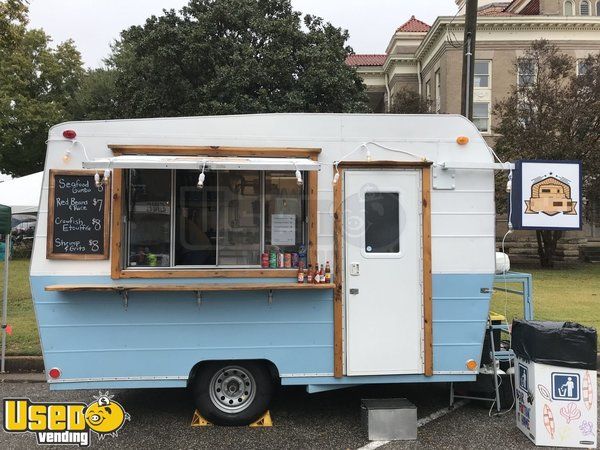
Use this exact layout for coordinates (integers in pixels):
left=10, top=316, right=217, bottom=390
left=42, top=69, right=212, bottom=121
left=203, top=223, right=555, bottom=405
left=187, top=359, right=280, bottom=387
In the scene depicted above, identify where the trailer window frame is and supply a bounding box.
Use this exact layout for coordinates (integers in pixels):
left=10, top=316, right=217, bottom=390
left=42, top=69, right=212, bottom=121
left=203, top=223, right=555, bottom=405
left=109, top=145, right=319, bottom=279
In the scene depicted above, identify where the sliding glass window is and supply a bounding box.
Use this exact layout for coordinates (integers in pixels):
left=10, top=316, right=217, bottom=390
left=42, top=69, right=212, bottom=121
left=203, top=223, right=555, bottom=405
left=125, top=169, right=306, bottom=269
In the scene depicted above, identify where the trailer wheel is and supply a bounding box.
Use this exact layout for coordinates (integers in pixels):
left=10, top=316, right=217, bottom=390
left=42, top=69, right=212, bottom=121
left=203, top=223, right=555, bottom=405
left=192, top=361, right=274, bottom=426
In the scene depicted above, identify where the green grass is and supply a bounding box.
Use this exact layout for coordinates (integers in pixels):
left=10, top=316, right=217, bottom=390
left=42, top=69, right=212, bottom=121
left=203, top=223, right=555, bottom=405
left=491, top=264, right=600, bottom=339
left=0, top=260, right=598, bottom=356
left=0, top=259, right=39, bottom=355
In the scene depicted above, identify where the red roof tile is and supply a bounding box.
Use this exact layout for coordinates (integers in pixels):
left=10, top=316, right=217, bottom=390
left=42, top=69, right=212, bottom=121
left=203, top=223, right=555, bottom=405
left=396, top=16, right=431, bottom=33
left=477, top=3, right=515, bottom=16
left=345, top=54, right=387, bottom=67
left=519, top=0, right=540, bottom=15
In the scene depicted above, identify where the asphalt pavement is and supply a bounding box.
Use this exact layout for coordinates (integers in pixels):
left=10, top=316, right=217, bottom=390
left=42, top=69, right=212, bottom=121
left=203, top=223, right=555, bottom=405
left=0, top=378, right=597, bottom=449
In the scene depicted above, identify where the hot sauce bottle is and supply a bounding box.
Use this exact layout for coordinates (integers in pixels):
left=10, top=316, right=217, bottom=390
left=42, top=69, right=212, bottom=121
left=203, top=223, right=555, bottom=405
left=306, top=265, right=313, bottom=284
left=297, top=262, right=305, bottom=284
left=318, top=264, right=325, bottom=284
left=325, top=261, right=331, bottom=283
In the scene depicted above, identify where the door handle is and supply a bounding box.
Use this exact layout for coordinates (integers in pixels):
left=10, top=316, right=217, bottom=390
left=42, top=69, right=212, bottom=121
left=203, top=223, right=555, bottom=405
left=349, top=288, right=359, bottom=295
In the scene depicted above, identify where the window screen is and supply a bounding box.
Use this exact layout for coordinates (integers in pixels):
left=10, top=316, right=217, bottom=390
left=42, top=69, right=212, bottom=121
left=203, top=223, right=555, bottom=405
left=364, top=192, right=400, bottom=254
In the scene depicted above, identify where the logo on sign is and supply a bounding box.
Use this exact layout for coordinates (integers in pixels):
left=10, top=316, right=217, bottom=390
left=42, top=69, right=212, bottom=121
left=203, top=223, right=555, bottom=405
left=519, top=363, right=528, bottom=391
left=551, top=372, right=580, bottom=401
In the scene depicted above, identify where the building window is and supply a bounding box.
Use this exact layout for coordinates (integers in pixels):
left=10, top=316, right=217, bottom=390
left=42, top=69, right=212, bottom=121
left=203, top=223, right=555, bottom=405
left=425, top=80, right=432, bottom=112
left=597, top=1, right=600, bottom=15
left=581, top=0, right=590, bottom=14
left=473, top=102, right=490, bottom=133
left=435, top=70, right=441, bottom=113
left=564, top=0, right=574, bottom=15
left=126, top=169, right=307, bottom=268
left=577, top=59, right=589, bottom=75
left=517, top=58, right=536, bottom=87
left=474, top=60, right=491, bottom=88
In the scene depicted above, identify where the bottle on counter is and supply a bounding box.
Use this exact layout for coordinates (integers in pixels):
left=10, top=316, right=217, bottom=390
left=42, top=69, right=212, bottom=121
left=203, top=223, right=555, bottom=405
left=297, top=265, right=305, bottom=284
left=306, top=264, right=313, bottom=284
left=325, top=261, right=331, bottom=283
left=318, top=264, right=325, bottom=284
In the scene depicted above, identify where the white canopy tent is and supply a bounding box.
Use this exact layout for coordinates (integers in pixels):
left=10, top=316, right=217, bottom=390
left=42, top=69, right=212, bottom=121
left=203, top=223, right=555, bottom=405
left=0, top=172, right=43, bottom=214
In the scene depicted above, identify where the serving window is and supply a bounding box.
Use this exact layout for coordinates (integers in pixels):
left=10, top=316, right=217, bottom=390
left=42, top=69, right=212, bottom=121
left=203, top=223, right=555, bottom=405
left=105, top=146, right=320, bottom=279
left=122, top=169, right=308, bottom=270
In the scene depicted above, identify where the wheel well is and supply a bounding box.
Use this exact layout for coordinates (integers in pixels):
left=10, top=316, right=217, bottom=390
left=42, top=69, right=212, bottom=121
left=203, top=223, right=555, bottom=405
left=187, top=359, right=280, bottom=388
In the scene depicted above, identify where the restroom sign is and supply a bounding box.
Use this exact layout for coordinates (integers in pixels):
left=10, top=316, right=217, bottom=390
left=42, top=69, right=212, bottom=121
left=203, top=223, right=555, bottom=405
left=511, top=160, right=582, bottom=230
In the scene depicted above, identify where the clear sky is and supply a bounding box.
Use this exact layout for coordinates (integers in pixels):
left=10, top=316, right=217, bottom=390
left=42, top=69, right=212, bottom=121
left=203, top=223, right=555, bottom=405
left=27, top=0, right=457, bottom=68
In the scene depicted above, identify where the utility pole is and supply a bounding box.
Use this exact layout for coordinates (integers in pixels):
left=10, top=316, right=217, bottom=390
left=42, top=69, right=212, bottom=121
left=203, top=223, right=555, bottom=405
left=461, top=0, right=478, bottom=120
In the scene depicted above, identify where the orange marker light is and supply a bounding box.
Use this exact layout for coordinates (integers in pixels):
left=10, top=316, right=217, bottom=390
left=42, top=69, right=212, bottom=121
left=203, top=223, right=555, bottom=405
left=456, top=136, right=470, bottom=145
left=466, top=359, right=478, bottom=371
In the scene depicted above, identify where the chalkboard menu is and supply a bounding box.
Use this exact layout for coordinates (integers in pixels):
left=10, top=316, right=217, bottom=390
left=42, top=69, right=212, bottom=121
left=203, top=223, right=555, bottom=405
left=47, top=170, right=111, bottom=259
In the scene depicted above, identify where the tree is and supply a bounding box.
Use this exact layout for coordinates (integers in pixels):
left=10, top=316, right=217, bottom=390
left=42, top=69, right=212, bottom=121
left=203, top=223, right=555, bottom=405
left=494, top=40, right=600, bottom=267
left=390, top=87, right=432, bottom=114
left=0, top=0, right=84, bottom=176
left=71, top=68, right=119, bottom=120
left=108, top=0, right=369, bottom=118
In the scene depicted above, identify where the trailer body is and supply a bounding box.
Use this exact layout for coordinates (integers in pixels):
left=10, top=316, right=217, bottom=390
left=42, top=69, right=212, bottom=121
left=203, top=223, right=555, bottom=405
left=31, top=114, right=496, bottom=392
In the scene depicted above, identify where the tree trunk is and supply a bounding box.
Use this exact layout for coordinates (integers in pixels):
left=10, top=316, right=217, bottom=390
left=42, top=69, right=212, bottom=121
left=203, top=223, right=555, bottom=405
left=535, top=230, right=564, bottom=268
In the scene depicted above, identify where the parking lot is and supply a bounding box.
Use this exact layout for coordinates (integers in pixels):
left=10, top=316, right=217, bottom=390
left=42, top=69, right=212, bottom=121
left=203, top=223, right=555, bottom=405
left=3, top=377, right=597, bottom=449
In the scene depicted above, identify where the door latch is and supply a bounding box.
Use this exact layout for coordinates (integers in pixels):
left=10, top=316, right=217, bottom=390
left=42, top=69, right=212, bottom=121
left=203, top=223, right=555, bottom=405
left=349, top=288, right=359, bottom=295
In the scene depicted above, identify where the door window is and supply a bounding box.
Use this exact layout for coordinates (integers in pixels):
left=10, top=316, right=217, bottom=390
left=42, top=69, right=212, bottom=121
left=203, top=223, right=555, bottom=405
left=364, top=192, right=400, bottom=254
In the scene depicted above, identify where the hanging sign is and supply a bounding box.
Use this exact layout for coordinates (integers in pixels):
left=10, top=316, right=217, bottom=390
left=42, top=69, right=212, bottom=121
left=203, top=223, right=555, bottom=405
left=511, top=160, right=582, bottom=230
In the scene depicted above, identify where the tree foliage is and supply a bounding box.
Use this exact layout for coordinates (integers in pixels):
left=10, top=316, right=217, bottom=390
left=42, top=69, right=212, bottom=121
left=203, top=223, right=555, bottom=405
left=0, top=0, right=84, bottom=176
left=390, top=87, right=431, bottom=114
left=71, top=68, right=118, bottom=120
left=494, top=40, right=600, bottom=267
left=107, top=0, right=369, bottom=118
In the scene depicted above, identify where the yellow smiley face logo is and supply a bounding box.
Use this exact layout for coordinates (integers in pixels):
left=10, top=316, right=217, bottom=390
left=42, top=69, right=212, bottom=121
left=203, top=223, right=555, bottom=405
left=84, top=395, right=129, bottom=436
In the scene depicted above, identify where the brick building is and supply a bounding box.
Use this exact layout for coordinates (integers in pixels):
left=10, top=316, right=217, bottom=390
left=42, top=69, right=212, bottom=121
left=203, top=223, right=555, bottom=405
left=347, top=0, right=600, bottom=261
left=347, top=0, right=600, bottom=145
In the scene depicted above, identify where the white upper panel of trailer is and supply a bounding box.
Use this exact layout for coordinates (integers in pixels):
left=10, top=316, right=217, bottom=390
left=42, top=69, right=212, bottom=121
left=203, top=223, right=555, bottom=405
left=32, top=113, right=497, bottom=276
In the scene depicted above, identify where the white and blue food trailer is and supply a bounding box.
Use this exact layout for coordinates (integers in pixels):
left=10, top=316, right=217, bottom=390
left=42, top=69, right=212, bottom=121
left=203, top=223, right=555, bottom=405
left=31, top=114, right=504, bottom=425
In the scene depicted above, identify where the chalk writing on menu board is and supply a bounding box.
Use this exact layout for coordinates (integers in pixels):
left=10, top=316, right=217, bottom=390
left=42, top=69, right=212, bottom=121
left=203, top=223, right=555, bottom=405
left=47, top=171, right=110, bottom=259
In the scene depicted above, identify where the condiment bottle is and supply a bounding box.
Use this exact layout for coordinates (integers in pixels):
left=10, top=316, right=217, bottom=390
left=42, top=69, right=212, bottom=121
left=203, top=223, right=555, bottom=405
left=325, top=261, right=331, bottom=283
left=297, top=265, right=305, bottom=284
left=307, top=265, right=313, bottom=283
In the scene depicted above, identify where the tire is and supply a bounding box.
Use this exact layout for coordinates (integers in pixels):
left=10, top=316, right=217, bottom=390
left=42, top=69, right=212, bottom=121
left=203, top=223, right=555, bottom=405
left=191, top=361, right=274, bottom=426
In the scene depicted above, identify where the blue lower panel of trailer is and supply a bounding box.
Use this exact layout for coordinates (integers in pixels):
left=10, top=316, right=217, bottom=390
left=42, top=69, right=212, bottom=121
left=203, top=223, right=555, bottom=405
left=30, top=274, right=493, bottom=390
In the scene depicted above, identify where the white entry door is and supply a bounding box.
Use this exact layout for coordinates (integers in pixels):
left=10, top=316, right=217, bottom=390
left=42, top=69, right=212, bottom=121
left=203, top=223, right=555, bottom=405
left=344, top=170, right=424, bottom=375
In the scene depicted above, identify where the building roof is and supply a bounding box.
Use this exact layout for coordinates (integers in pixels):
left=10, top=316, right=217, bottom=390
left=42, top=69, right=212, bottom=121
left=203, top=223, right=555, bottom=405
left=518, top=0, right=540, bottom=15
left=481, top=0, right=540, bottom=16
left=396, top=15, right=431, bottom=33
left=478, top=3, right=514, bottom=16
left=345, top=54, right=387, bottom=67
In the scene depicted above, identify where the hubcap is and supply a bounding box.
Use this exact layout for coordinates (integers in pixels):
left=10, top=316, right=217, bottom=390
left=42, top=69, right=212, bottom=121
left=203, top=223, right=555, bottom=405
left=209, top=366, right=256, bottom=414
